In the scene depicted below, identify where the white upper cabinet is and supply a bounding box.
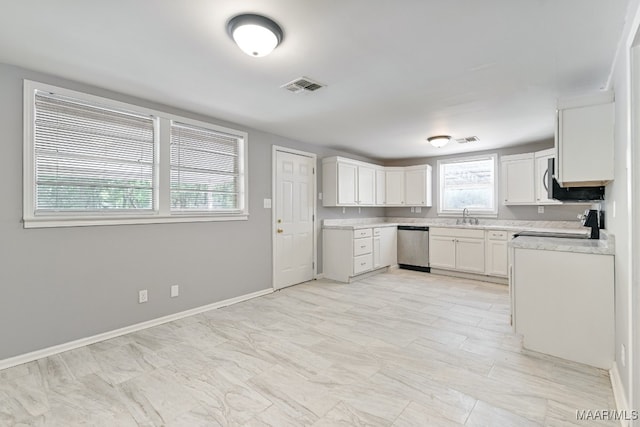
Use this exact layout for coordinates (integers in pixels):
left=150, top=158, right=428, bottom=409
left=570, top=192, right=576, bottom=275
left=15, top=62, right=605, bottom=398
left=357, top=165, right=376, bottom=205
left=322, top=156, right=432, bottom=208
left=336, top=162, right=357, bottom=205
left=556, top=92, right=614, bottom=187
left=534, top=149, right=560, bottom=205
left=375, top=168, right=386, bottom=205
left=404, top=165, right=433, bottom=206
left=385, top=168, right=405, bottom=206
left=501, top=153, right=535, bottom=205
left=322, top=157, right=378, bottom=207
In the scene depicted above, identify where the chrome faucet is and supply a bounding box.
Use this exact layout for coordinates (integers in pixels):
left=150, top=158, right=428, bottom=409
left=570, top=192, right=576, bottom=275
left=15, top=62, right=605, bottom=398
left=462, top=208, right=469, bottom=224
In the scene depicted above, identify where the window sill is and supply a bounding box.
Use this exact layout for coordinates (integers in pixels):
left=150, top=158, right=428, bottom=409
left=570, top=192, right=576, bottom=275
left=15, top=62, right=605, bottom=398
left=23, top=214, right=249, bottom=229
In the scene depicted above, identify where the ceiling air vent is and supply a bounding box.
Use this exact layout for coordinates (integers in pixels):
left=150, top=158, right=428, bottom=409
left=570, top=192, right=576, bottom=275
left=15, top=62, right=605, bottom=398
left=455, top=136, right=480, bottom=144
left=281, top=77, right=325, bottom=93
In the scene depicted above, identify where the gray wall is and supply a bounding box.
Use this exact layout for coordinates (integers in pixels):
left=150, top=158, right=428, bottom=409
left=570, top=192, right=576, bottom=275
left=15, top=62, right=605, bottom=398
left=383, top=141, right=588, bottom=221
left=0, top=62, right=380, bottom=360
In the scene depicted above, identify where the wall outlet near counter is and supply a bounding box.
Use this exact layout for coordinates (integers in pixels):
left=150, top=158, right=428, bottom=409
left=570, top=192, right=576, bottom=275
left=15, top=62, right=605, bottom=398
left=170, top=285, right=179, bottom=298
left=138, top=290, right=148, bottom=304
left=538, top=206, right=544, bottom=214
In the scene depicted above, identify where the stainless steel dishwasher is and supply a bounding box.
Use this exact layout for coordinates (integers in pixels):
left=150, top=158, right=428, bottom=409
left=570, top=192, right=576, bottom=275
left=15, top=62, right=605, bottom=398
left=397, top=226, right=430, bottom=272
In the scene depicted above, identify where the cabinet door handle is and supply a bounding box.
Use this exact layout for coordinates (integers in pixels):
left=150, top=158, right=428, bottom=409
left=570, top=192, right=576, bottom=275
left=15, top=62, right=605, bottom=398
left=277, top=229, right=283, bottom=233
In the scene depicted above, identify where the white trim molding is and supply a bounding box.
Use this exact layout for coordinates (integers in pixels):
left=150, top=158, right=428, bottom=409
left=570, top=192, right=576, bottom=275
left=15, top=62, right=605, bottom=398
left=611, top=362, right=632, bottom=427
left=0, top=288, right=273, bottom=371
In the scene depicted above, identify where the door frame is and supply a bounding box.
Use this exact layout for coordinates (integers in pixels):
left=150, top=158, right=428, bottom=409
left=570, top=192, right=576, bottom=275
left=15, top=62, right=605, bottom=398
left=271, top=145, right=318, bottom=290
left=630, top=38, right=640, bottom=420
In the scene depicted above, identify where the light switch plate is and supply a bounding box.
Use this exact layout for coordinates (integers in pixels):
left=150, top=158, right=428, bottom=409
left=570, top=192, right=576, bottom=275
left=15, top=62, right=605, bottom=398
left=170, top=285, right=179, bottom=298
left=263, top=198, right=272, bottom=209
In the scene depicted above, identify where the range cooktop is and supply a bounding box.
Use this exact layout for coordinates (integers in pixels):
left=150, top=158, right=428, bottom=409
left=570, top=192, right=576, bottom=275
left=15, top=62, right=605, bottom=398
left=514, top=231, right=590, bottom=239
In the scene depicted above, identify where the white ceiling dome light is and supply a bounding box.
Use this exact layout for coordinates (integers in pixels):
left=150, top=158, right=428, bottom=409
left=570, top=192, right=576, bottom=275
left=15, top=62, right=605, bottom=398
left=427, top=135, right=452, bottom=148
left=227, top=14, right=283, bottom=57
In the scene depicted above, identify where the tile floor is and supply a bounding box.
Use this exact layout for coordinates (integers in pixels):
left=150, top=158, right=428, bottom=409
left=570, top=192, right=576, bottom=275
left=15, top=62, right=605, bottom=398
left=0, top=270, right=618, bottom=426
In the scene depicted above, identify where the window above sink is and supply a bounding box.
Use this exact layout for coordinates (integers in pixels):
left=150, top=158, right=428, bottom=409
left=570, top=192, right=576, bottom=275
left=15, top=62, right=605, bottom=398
left=437, top=154, right=498, bottom=217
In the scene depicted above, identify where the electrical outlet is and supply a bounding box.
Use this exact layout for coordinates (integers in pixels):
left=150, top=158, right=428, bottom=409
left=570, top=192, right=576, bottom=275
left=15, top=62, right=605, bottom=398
left=171, top=285, right=179, bottom=298
left=138, top=290, right=148, bottom=304
left=410, top=207, right=415, bottom=213
left=342, top=207, right=346, bottom=214
left=318, top=192, right=323, bottom=200
left=621, top=344, right=626, bottom=367
left=538, top=206, right=544, bottom=214
left=415, top=207, right=422, bottom=213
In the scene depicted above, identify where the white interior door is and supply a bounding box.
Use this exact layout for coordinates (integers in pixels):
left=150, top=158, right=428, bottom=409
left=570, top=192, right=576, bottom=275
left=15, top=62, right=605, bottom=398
left=274, top=150, right=315, bottom=290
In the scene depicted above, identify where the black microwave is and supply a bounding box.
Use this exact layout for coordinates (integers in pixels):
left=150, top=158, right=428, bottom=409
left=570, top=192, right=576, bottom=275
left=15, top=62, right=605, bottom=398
left=547, top=158, right=605, bottom=202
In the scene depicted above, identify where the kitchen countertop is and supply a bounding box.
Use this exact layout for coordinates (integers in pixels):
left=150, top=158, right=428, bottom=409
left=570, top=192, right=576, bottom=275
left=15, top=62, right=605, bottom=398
left=322, top=217, right=614, bottom=255
left=509, top=233, right=615, bottom=255
left=322, top=217, right=589, bottom=234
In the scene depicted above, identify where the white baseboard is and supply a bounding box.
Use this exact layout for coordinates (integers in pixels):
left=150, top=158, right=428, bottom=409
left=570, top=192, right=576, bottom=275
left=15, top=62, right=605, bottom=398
left=610, top=362, right=631, bottom=427
left=0, top=288, right=273, bottom=371
left=429, top=268, right=508, bottom=285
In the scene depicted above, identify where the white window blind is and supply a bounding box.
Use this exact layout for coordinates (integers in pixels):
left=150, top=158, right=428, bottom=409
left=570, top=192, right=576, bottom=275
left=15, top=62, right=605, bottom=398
left=438, top=155, right=497, bottom=215
left=33, top=91, right=156, bottom=213
left=170, top=121, right=243, bottom=212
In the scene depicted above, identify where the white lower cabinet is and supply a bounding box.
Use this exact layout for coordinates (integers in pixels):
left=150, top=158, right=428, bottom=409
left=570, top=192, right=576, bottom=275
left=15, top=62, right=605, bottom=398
left=373, top=227, right=397, bottom=268
left=513, top=247, right=613, bottom=369
left=428, top=235, right=457, bottom=270
left=455, top=237, right=485, bottom=273
left=485, top=230, right=508, bottom=277
left=323, top=227, right=396, bottom=282
left=429, top=228, right=485, bottom=274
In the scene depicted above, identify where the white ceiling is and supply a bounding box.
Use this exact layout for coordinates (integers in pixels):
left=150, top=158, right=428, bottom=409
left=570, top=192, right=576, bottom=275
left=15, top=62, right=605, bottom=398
left=0, top=1, right=631, bottom=160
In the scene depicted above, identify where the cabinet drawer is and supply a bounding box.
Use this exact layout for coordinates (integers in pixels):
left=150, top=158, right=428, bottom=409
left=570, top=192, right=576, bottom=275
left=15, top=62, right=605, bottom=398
left=354, top=228, right=372, bottom=238
left=430, top=227, right=485, bottom=239
left=354, top=237, right=373, bottom=256
left=353, top=254, right=373, bottom=275
left=373, top=228, right=382, bottom=236
left=487, top=230, right=508, bottom=240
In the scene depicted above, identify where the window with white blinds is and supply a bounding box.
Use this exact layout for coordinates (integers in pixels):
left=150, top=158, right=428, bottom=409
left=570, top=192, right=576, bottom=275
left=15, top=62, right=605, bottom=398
left=170, top=122, right=243, bottom=212
left=34, top=91, right=156, bottom=213
left=23, top=80, right=249, bottom=227
left=437, top=154, right=498, bottom=216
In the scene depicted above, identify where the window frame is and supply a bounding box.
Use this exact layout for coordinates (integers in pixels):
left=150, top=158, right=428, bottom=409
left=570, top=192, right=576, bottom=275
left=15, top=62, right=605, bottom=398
left=436, top=153, right=498, bottom=217
left=23, top=80, right=248, bottom=228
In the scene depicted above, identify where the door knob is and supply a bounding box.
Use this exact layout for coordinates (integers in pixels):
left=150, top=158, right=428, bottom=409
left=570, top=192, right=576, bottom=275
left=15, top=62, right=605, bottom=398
left=277, top=219, right=282, bottom=223
left=277, top=228, right=284, bottom=233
